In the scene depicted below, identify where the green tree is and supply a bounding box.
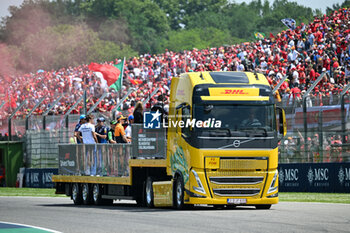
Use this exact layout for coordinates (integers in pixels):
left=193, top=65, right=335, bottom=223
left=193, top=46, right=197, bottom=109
left=98, top=18, right=131, bottom=45
left=161, top=27, right=233, bottom=52
left=78, top=0, right=169, bottom=54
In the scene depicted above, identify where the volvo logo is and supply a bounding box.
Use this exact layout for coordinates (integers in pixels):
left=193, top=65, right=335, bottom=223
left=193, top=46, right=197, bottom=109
left=219, top=139, right=254, bottom=149
left=233, top=140, right=240, bottom=147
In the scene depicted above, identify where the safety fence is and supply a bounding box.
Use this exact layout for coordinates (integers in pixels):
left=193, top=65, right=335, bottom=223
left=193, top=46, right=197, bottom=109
left=279, top=103, right=350, bottom=163
left=26, top=129, right=70, bottom=168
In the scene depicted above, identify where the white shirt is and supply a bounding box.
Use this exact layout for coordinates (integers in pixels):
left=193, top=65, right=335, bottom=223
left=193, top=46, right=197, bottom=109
left=125, top=125, right=132, bottom=139
left=79, top=123, right=96, bottom=144
left=292, top=70, right=299, bottom=83
left=133, top=67, right=141, bottom=77
left=237, top=63, right=245, bottom=71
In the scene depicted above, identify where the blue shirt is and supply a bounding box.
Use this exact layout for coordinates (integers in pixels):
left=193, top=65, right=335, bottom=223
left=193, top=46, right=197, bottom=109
left=95, top=125, right=108, bottom=143
left=74, top=123, right=82, bottom=144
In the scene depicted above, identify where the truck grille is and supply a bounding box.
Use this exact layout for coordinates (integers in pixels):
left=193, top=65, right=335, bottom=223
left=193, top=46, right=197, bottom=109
left=210, top=176, right=264, bottom=185
left=220, top=157, right=267, bottom=170
left=213, top=188, right=260, bottom=197
left=206, top=157, right=268, bottom=198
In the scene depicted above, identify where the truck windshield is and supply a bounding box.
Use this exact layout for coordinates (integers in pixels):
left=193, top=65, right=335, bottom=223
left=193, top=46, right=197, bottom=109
left=193, top=103, right=276, bottom=138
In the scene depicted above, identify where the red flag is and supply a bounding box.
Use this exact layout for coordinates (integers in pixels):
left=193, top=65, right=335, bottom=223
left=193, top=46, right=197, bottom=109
left=88, top=63, right=121, bottom=86
left=128, top=77, right=143, bottom=85
left=269, top=32, right=275, bottom=39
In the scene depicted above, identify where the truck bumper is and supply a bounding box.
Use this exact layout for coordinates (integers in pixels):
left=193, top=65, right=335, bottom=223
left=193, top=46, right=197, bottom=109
left=187, top=196, right=278, bottom=205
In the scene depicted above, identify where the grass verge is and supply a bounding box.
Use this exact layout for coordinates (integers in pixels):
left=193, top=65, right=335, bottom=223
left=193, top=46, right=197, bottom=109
left=279, top=192, right=350, bottom=204
left=0, top=188, right=66, bottom=197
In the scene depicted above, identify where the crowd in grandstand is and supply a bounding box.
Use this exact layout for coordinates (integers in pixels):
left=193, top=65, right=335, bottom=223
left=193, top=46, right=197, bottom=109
left=1, top=8, right=350, bottom=121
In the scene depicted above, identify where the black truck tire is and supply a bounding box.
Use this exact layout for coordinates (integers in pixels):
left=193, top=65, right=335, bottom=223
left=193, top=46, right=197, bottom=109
left=145, top=177, right=154, bottom=208
left=72, top=183, right=82, bottom=205
left=173, top=175, right=184, bottom=210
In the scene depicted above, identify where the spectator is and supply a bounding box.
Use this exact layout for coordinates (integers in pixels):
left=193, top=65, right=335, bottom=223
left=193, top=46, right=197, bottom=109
left=133, top=101, right=144, bottom=124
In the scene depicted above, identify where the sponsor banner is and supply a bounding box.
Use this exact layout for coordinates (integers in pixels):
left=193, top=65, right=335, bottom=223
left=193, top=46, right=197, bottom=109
left=59, top=145, right=78, bottom=175
left=25, top=168, right=58, bottom=188
left=58, top=144, right=131, bottom=177
left=279, top=163, right=350, bottom=193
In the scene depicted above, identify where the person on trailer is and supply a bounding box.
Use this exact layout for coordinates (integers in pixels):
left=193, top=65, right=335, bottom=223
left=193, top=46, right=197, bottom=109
left=108, top=120, right=117, bottom=144
left=115, top=115, right=128, bottom=176
left=125, top=115, right=134, bottom=143
left=74, top=115, right=85, bottom=144
left=95, top=117, right=108, bottom=143
left=95, top=117, right=108, bottom=175
left=78, top=115, right=98, bottom=175
left=115, top=115, right=128, bottom=144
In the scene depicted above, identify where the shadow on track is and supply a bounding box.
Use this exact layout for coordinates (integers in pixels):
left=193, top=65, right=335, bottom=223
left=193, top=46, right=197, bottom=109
left=39, top=201, right=257, bottom=212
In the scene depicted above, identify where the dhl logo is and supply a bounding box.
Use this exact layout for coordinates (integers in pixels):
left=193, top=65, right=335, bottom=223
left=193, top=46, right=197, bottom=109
left=222, top=89, right=249, bottom=95
left=209, top=88, right=259, bottom=96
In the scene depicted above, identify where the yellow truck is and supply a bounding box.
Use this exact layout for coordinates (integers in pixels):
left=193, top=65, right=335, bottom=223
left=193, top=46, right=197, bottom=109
left=53, top=71, right=286, bottom=209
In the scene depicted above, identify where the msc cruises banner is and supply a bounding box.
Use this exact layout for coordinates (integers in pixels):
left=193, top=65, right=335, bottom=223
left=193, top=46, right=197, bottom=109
left=279, top=163, right=350, bottom=193
left=25, top=168, right=58, bottom=188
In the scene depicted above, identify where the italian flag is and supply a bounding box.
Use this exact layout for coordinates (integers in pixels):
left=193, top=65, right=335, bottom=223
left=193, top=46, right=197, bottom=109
left=88, top=58, right=125, bottom=92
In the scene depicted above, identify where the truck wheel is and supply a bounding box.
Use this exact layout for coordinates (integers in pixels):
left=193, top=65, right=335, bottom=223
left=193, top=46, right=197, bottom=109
left=82, top=183, right=92, bottom=205
left=173, top=175, right=184, bottom=210
left=145, top=177, right=154, bottom=208
left=72, top=183, right=82, bottom=205
left=255, top=204, right=271, bottom=210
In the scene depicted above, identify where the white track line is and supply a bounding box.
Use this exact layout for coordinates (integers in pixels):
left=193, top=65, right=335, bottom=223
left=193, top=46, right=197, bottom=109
left=0, top=221, right=62, bottom=233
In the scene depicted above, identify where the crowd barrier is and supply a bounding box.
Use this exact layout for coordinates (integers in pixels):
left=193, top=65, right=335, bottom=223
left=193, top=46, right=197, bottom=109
left=279, top=162, right=350, bottom=193
left=25, top=168, right=58, bottom=188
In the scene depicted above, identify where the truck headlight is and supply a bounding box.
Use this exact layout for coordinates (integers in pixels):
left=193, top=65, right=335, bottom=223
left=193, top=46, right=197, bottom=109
left=191, top=170, right=206, bottom=195
left=267, top=170, right=278, bottom=194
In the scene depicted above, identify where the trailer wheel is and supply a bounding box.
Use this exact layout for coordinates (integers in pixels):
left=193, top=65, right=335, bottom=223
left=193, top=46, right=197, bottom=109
left=72, top=183, right=82, bottom=205
left=255, top=204, right=271, bottom=210
left=145, top=177, right=154, bottom=208
left=82, top=183, right=92, bottom=205
left=92, top=184, right=102, bottom=205
left=173, top=175, right=184, bottom=210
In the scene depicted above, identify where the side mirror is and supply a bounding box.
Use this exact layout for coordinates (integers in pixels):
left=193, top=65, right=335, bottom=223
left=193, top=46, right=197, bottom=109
left=276, top=107, right=287, bottom=139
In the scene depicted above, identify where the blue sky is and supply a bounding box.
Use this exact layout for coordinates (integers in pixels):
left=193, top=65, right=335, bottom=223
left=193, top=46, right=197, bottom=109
left=234, top=0, right=345, bottom=13
left=0, top=0, right=346, bottom=18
